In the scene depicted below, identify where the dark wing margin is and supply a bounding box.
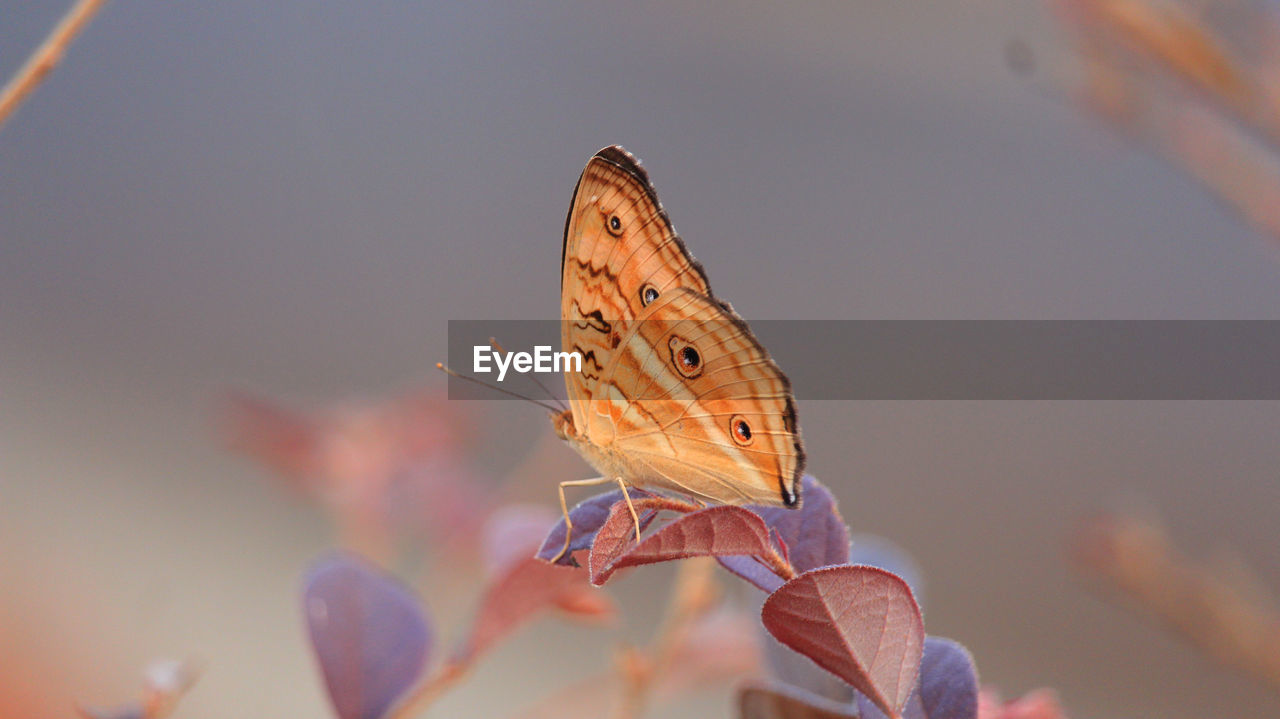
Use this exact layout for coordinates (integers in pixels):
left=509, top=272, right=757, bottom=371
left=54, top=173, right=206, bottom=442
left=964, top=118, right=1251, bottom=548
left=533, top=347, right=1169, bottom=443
left=560, top=162, right=585, bottom=290
left=716, top=298, right=806, bottom=508
left=595, top=145, right=653, bottom=187
left=561, top=145, right=711, bottom=294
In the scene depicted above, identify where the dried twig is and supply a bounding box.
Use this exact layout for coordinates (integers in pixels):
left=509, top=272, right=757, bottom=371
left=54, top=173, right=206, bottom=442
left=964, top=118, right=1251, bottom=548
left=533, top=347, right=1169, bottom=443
left=0, top=0, right=109, bottom=131
left=1054, top=0, right=1280, bottom=249
left=1074, top=512, right=1280, bottom=693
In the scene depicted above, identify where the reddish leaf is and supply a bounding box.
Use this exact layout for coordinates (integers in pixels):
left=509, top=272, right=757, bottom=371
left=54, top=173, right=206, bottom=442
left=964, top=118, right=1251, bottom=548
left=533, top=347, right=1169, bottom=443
left=977, top=689, right=1067, bottom=719
left=857, top=637, right=979, bottom=719
left=535, top=488, right=658, bottom=566
left=762, top=565, right=924, bottom=719
left=461, top=556, right=601, bottom=660
left=585, top=496, right=696, bottom=579
left=582, top=494, right=708, bottom=578
left=763, top=630, right=855, bottom=706
left=304, top=555, right=432, bottom=719
left=590, top=505, right=782, bottom=586
left=220, top=392, right=322, bottom=485
left=551, top=584, right=617, bottom=621
left=721, top=476, right=848, bottom=592
left=738, top=681, right=857, bottom=718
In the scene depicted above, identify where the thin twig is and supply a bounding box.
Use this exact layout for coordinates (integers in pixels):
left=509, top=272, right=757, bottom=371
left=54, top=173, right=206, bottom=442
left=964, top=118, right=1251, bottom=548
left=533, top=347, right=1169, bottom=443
left=1062, top=0, right=1271, bottom=145
left=386, top=660, right=471, bottom=719
left=0, top=0, right=109, bottom=131
left=1055, top=0, right=1280, bottom=248
left=648, top=557, right=719, bottom=676
left=608, top=557, right=722, bottom=719
left=1074, top=512, right=1280, bottom=694
left=761, top=546, right=797, bottom=583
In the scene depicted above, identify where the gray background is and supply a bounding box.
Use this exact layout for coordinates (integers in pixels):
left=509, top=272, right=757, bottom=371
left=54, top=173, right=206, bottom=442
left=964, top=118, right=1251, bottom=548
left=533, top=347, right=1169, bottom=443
left=2, top=2, right=1279, bottom=718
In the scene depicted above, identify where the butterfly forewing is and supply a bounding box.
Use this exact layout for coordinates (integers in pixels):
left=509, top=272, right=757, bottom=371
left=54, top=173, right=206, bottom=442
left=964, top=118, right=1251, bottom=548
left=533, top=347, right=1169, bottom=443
left=561, top=146, right=711, bottom=429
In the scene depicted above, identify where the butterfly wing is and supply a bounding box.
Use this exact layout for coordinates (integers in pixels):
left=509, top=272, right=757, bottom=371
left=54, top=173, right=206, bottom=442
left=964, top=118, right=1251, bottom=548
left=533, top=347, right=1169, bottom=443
left=585, top=287, right=805, bottom=508
left=560, top=146, right=711, bottom=431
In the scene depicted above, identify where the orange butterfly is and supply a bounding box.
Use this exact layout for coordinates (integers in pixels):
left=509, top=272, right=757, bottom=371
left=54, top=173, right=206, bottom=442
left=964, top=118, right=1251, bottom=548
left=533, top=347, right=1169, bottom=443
left=549, top=146, right=805, bottom=560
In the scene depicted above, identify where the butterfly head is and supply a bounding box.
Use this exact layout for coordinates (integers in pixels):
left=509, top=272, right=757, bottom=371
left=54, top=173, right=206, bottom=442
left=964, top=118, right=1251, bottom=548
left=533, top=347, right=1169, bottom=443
left=551, top=407, right=577, bottom=441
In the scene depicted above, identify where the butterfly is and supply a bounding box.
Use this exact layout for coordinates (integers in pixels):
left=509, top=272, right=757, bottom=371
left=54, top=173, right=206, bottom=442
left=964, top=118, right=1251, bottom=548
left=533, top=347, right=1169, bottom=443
left=548, top=146, right=805, bottom=560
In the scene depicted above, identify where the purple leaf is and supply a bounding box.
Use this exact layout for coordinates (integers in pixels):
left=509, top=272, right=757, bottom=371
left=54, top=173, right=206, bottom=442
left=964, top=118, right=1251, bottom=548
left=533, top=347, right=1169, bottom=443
left=304, top=554, right=432, bottom=719
left=738, top=680, right=858, bottom=718
left=460, top=555, right=606, bottom=660
left=914, top=637, right=978, bottom=719
left=856, top=637, right=979, bottom=719
left=536, top=488, right=657, bottom=566
left=721, top=554, right=785, bottom=593
left=761, top=565, right=924, bottom=719
left=720, top=475, right=849, bottom=592
left=848, top=534, right=925, bottom=603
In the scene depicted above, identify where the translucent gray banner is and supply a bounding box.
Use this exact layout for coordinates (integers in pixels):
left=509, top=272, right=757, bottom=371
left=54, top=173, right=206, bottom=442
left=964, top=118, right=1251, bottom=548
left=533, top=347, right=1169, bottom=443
left=445, top=320, right=1280, bottom=400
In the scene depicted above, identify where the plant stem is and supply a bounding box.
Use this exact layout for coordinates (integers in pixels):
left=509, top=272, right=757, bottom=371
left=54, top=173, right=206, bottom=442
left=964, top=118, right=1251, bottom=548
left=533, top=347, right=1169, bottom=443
left=387, top=660, right=471, bottom=719
left=607, top=557, right=723, bottom=717
left=762, top=546, right=796, bottom=582
left=1075, top=512, right=1280, bottom=693
left=0, top=0, right=109, bottom=131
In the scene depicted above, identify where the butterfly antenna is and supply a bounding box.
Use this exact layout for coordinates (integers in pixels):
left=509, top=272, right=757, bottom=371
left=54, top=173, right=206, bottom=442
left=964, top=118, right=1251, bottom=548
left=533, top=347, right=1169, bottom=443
left=490, top=336, right=568, bottom=411
left=435, top=362, right=563, bottom=413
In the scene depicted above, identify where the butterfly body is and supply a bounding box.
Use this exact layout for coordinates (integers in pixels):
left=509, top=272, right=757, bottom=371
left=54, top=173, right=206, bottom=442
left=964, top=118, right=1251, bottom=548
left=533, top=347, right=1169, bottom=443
left=554, top=146, right=805, bottom=511
left=552, top=408, right=653, bottom=493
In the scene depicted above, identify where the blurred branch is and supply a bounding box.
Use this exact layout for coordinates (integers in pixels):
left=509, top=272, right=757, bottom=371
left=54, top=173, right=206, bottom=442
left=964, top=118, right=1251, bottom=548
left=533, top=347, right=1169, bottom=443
left=1070, top=0, right=1252, bottom=118
left=0, top=0, right=109, bottom=131
left=1054, top=0, right=1280, bottom=248
left=1073, top=512, right=1280, bottom=693
left=604, top=558, right=723, bottom=719
left=386, top=660, right=470, bottom=719
left=509, top=557, right=762, bottom=719
left=1061, top=0, right=1274, bottom=142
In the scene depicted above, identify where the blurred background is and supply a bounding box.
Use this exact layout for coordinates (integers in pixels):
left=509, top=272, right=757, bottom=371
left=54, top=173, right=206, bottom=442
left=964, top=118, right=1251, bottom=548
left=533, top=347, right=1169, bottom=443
left=2, top=1, right=1279, bottom=717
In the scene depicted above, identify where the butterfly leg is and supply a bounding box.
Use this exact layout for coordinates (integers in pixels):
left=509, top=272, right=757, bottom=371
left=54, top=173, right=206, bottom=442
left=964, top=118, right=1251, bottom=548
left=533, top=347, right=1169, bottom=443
left=549, top=476, right=616, bottom=564
left=612, top=477, right=642, bottom=543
